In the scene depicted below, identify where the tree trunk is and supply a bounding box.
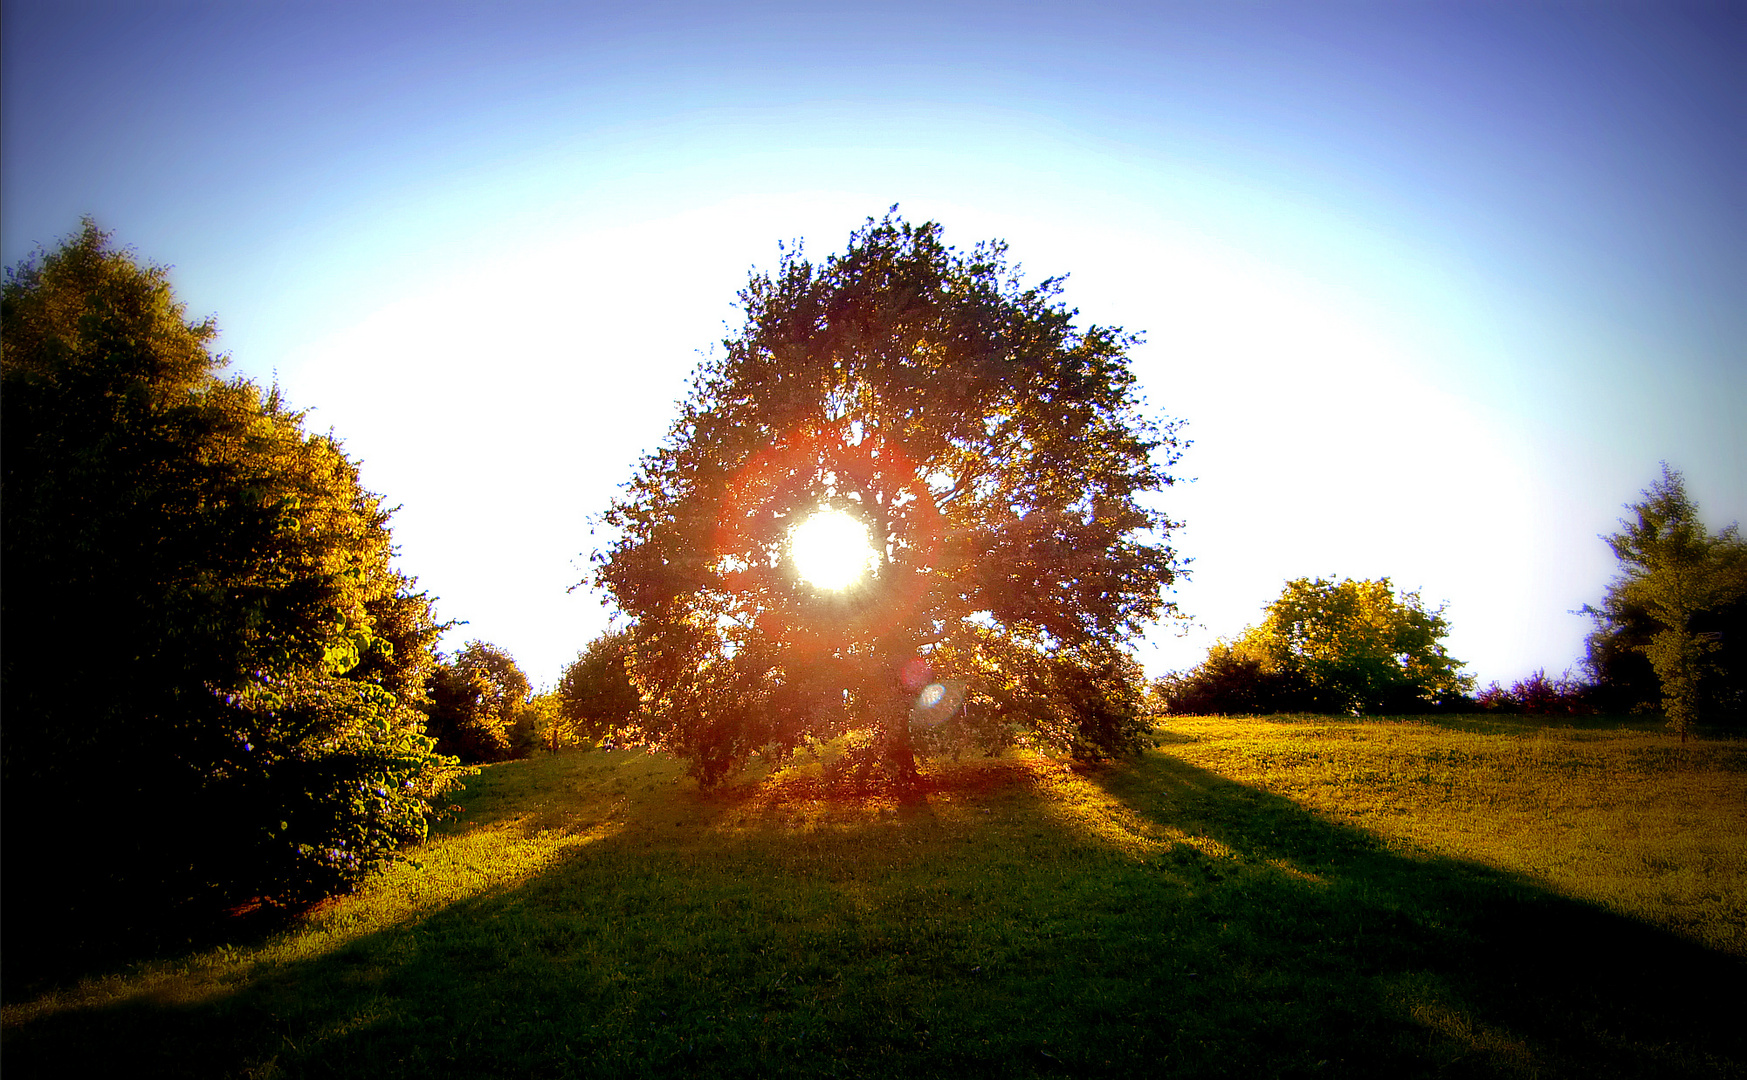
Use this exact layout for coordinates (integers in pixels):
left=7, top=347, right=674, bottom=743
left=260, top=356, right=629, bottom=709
left=882, top=692, right=919, bottom=787
left=873, top=637, right=921, bottom=789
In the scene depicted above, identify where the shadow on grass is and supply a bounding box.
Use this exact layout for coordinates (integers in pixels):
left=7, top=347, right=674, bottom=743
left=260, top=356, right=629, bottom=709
left=4, top=749, right=1743, bottom=1079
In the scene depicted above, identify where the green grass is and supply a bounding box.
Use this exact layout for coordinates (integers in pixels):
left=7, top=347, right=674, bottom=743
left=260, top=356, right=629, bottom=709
left=4, top=717, right=1745, bottom=1078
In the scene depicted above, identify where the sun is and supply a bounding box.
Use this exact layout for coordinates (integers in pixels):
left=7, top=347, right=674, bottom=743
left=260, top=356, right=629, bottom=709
left=790, top=509, right=876, bottom=590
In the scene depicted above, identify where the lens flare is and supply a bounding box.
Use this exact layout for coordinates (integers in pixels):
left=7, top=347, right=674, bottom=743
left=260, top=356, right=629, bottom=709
left=790, top=509, right=875, bottom=590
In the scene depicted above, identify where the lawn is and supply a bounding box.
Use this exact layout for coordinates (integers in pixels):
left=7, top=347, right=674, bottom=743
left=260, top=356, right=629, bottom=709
left=4, top=716, right=1744, bottom=1078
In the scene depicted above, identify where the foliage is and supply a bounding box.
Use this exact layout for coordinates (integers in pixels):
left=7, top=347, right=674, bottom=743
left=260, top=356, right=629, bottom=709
left=1163, top=576, right=1471, bottom=715
left=0, top=222, right=465, bottom=969
left=1582, top=464, right=1747, bottom=737
left=1155, top=641, right=1321, bottom=716
left=425, top=641, right=531, bottom=762
left=595, top=212, right=1182, bottom=786
left=554, top=629, right=642, bottom=749
left=506, top=695, right=566, bottom=751
left=1474, top=669, right=1596, bottom=717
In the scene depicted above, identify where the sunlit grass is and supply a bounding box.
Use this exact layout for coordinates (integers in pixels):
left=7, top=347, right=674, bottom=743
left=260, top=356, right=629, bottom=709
left=4, top=720, right=1743, bottom=1078
left=1155, top=714, right=1747, bottom=956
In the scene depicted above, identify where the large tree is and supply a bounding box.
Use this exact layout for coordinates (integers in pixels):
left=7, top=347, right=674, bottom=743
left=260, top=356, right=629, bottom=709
left=1583, top=465, right=1746, bottom=738
left=2, top=223, right=461, bottom=977
left=595, top=213, right=1183, bottom=788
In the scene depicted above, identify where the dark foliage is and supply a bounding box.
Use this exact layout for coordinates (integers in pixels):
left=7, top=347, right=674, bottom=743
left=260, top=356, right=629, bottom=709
left=1, top=223, right=463, bottom=981
left=1475, top=670, right=1597, bottom=717
left=1156, top=648, right=1325, bottom=716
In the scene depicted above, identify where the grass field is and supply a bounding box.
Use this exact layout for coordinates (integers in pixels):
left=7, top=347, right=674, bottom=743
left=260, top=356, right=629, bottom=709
left=4, top=716, right=1744, bottom=1078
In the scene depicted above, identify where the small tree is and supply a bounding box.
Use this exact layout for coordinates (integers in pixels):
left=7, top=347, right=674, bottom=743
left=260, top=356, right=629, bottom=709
left=595, top=213, right=1183, bottom=788
left=555, top=630, right=642, bottom=748
left=425, top=641, right=531, bottom=762
left=1165, top=577, right=1470, bottom=715
left=1584, top=465, right=1746, bottom=739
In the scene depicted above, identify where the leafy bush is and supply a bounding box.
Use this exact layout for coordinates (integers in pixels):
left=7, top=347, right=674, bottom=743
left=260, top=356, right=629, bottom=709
left=1, top=223, right=465, bottom=971
left=1475, top=670, right=1596, bottom=717
left=1156, top=643, right=1325, bottom=715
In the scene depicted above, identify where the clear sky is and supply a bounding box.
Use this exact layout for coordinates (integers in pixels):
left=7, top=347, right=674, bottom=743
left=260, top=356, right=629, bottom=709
left=4, top=1, right=1742, bottom=691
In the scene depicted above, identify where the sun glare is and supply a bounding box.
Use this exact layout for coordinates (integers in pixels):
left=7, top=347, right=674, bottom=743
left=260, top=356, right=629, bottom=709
left=790, top=509, right=875, bottom=590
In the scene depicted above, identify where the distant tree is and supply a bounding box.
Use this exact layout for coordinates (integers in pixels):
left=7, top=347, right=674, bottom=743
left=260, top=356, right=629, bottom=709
left=508, top=691, right=566, bottom=756
left=1583, top=465, right=1746, bottom=739
left=425, top=641, right=531, bottom=762
left=1164, top=577, right=1471, bottom=715
left=1, top=222, right=463, bottom=971
left=555, top=630, right=642, bottom=748
left=595, top=212, right=1183, bottom=788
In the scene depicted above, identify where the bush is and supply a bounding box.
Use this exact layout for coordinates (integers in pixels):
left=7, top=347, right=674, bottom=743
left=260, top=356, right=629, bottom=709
left=1475, top=670, right=1597, bottom=717
left=555, top=630, right=641, bottom=748
left=1156, top=643, right=1322, bottom=715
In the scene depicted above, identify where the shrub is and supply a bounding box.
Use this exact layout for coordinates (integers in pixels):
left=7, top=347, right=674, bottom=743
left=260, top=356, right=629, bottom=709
left=1476, top=670, right=1596, bottom=717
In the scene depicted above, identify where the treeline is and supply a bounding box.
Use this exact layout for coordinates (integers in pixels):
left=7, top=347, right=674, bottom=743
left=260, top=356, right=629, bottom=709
left=0, top=224, right=633, bottom=984
left=424, top=632, right=638, bottom=762
left=1158, top=468, right=1745, bottom=733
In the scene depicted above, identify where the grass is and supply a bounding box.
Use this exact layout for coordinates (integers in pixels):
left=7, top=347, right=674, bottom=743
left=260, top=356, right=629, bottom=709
left=4, top=716, right=1744, bottom=1078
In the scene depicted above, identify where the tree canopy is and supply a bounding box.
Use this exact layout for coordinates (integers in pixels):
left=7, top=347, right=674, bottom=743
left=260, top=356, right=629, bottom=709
left=1583, top=465, right=1745, bottom=737
left=425, top=640, right=532, bottom=762
left=595, top=213, right=1183, bottom=787
left=555, top=629, right=642, bottom=747
left=1, top=223, right=462, bottom=973
left=1163, top=576, right=1470, bottom=715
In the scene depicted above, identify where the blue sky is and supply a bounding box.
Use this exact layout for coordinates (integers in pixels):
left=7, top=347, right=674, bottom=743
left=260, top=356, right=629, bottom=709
left=4, top=1, right=1742, bottom=690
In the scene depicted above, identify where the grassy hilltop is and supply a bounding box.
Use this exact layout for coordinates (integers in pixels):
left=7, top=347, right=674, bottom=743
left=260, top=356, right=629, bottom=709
left=4, top=716, right=1744, bottom=1078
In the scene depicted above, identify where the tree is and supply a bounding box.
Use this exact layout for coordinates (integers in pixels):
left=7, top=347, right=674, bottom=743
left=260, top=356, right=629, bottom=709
left=595, top=212, right=1183, bottom=788
left=1583, top=465, right=1746, bottom=739
left=424, top=641, right=531, bottom=762
left=555, top=629, right=642, bottom=748
left=1, top=222, right=462, bottom=975
left=1163, top=577, right=1470, bottom=715
left=508, top=691, right=567, bottom=756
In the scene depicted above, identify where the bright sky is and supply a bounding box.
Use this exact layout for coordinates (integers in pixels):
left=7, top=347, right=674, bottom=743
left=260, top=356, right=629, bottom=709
left=4, top=1, right=1742, bottom=691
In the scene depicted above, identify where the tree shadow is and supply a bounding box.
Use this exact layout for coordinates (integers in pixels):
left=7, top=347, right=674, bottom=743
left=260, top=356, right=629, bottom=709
left=4, top=751, right=1742, bottom=1079
left=1097, top=750, right=1745, bottom=1077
